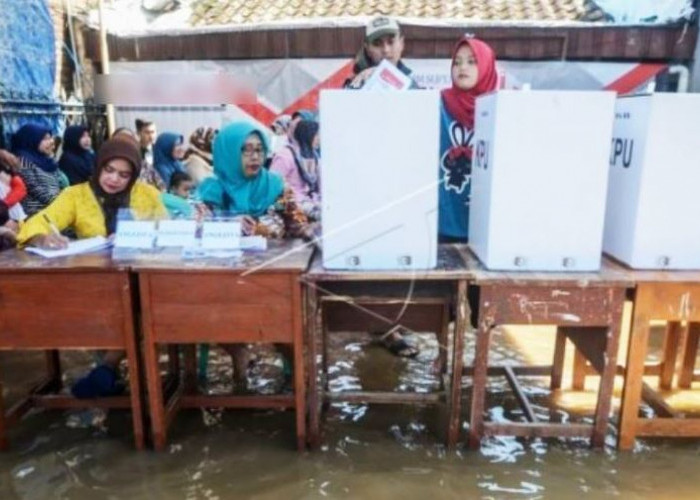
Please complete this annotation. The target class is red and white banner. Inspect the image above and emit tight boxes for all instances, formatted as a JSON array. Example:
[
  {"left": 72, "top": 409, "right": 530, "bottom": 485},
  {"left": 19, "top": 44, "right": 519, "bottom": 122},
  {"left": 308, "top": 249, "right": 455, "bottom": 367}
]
[{"left": 111, "top": 59, "right": 670, "bottom": 137}]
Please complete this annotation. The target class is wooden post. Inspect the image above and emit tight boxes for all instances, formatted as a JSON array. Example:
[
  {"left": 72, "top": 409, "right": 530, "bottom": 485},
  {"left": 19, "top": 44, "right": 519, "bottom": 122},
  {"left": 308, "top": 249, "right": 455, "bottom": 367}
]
[
  {"left": 550, "top": 329, "right": 567, "bottom": 390},
  {"left": 678, "top": 322, "right": 700, "bottom": 389},
  {"left": 97, "top": 0, "right": 115, "bottom": 135},
  {"left": 618, "top": 294, "right": 651, "bottom": 450},
  {"left": 447, "top": 280, "right": 468, "bottom": 448},
  {"left": 659, "top": 322, "right": 682, "bottom": 390}
]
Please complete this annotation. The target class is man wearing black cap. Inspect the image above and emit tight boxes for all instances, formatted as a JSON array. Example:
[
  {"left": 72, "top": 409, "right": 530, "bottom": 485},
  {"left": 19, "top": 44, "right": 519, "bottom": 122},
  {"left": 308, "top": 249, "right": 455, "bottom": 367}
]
[{"left": 345, "top": 16, "right": 418, "bottom": 90}]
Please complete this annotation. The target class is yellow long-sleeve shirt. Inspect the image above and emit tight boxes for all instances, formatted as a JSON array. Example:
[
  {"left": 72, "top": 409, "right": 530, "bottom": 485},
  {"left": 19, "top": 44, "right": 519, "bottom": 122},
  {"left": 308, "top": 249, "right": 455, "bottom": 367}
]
[{"left": 17, "top": 181, "right": 166, "bottom": 246}]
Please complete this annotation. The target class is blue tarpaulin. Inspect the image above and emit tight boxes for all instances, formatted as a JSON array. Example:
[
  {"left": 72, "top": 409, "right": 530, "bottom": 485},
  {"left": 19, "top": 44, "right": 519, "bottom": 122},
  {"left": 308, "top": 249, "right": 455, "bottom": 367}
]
[{"left": 0, "top": 0, "right": 60, "bottom": 148}]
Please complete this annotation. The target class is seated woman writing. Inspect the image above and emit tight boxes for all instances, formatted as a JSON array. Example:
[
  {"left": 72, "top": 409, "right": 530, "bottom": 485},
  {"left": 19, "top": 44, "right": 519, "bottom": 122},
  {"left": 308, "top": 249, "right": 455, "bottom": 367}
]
[
  {"left": 17, "top": 137, "right": 166, "bottom": 398},
  {"left": 198, "top": 121, "right": 312, "bottom": 386}
]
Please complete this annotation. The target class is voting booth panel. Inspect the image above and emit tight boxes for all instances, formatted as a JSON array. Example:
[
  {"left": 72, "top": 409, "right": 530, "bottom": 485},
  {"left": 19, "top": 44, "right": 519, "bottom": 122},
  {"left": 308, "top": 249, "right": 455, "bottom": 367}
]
[
  {"left": 320, "top": 90, "right": 440, "bottom": 270},
  {"left": 604, "top": 94, "right": 700, "bottom": 270},
  {"left": 469, "top": 90, "right": 616, "bottom": 271}
]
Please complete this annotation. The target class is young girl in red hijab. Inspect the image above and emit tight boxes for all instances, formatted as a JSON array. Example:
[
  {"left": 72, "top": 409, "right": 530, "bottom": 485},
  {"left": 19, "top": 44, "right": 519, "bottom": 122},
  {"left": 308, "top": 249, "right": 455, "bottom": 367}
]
[{"left": 438, "top": 36, "right": 498, "bottom": 243}]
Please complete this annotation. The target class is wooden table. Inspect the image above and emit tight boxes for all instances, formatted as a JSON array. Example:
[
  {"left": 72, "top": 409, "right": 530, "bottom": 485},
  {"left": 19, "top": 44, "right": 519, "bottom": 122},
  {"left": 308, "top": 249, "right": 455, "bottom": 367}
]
[
  {"left": 130, "top": 240, "right": 313, "bottom": 451},
  {"left": 304, "top": 245, "right": 471, "bottom": 448},
  {"left": 457, "top": 247, "right": 632, "bottom": 449},
  {"left": 618, "top": 268, "right": 700, "bottom": 449},
  {"left": 0, "top": 250, "right": 144, "bottom": 449}
]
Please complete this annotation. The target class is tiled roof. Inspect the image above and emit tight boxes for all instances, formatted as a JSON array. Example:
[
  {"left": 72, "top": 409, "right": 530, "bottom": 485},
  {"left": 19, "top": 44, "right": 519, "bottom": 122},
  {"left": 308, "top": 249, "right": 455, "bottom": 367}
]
[{"left": 190, "top": 0, "right": 607, "bottom": 26}]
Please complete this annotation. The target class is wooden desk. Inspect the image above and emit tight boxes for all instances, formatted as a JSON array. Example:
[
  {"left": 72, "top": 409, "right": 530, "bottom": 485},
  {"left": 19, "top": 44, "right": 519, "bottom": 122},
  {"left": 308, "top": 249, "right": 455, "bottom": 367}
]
[
  {"left": 304, "top": 245, "right": 471, "bottom": 448},
  {"left": 618, "top": 268, "right": 700, "bottom": 449},
  {"left": 130, "top": 240, "right": 313, "bottom": 451},
  {"left": 0, "top": 251, "right": 143, "bottom": 449},
  {"left": 457, "top": 247, "right": 632, "bottom": 449}
]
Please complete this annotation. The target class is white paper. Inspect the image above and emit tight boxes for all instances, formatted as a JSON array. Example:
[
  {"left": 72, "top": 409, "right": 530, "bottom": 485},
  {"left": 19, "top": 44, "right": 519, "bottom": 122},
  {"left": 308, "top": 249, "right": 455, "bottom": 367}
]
[
  {"left": 25, "top": 236, "right": 112, "bottom": 258},
  {"left": 114, "top": 220, "right": 157, "bottom": 249},
  {"left": 239, "top": 236, "right": 267, "bottom": 251},
  {"left": 201, "top": 221, "right": 241, "bottom": 249},
  {"left": 181, "top": 248, "right": 243, "bottom": 260},
  {"left": 363, "top": 60, "right": 412, "bottom": 91},
  {"left": 156, "top": 220, "right": 197, "bottom": 248}
]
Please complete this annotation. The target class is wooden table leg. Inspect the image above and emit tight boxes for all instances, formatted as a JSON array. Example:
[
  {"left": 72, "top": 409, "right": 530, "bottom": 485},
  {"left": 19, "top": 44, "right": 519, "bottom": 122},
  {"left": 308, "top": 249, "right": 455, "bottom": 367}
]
[
  {"left": 659, "top": 322, "right": 682, "bottom": 390},
  {"left": 140, "top": 275, "right": 168, "bottom": 451},
  {"left": 550, "top": 328, "right": 567, "bottom": 390},
  {"left": 437, "top": 303, "right": 450, "bottom": 387},
  {"left": 291, "top": 278, "right": 306, "bottom": 451},
  {"left": 167, "top": 345, "right": 180, "bottom": 378},
  {"left": 448, "top": 280, "right": 468, "bottom": 449},
  {"left": 591, "top": 322, "right": 622, "bottom": 448},
  {"left": 124, "top": 334, "right": 145, "bottom": 450},
  {"left": 572, "top": 347, "right": 587, "bottom": 390},
  {"left": 45, "top": 350, "right": 62, "bottom": 391},
  {"left": 306, "top": 284, "right": 321, "bottom": 449},
  {"left": 468, "top": 288, "right": 491, "bottom": 450},
  {"left": 182, "top": 345, "right": 197, "bottom": 394},
  {"left": 678, "top": 322, "right": 700, "bottom": 389},
  {"left": 120, "top": 273, "right": 145, "bottom": 450},
  {"left": 144, "top": 339, "right": 167, "bottom": 450},
  {"left": 0, "top": 381, "right": 7, "bottom": 451},
  {"left": 618, "top": 304, "right": 651, "bottom": 450}
]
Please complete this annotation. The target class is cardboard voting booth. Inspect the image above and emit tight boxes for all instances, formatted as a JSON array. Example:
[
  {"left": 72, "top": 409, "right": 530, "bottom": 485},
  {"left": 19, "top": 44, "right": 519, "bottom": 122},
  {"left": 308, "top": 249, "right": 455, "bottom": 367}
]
[
  {"left": 469, "top": 90, "right": 616, "bottom": 271},
  {"left": 603, "top": 93, "right": 700, "bottom": 269},
  {"left": 320, "top": 90, "right": 440, "bottom": 270}
]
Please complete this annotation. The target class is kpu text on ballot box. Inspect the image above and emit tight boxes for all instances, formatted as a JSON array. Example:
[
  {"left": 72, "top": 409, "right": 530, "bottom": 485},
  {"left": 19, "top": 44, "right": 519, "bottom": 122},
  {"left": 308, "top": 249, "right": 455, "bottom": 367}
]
[
  {"left": 319, "top": 90, "right": 440, "bottom": 270},
  {"left": 469, "top": 90, "right": 616, "bottom": 271},
  {"left": 603, "top": 93, "right": 700, "bottom": 270}
]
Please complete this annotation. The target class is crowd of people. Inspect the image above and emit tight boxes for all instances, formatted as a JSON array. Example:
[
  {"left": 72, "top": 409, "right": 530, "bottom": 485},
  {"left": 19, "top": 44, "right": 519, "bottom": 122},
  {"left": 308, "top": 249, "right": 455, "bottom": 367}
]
[{"left": 0, "top": 15, "right": 497, "bottom": 396}]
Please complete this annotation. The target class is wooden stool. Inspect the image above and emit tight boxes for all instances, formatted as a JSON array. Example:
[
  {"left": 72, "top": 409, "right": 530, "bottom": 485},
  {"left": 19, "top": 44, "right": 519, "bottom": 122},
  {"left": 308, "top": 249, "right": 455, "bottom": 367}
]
[
  {"left": 618, "top": 281, "right": 700, "bottom": 449},
  {"left": 0, "top": 252, "right": 144, "bottom": 449}
]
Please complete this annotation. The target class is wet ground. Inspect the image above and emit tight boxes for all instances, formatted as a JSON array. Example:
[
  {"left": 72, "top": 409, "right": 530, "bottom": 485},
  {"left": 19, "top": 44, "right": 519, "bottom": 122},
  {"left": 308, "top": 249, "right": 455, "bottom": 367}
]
[{"left": 2, "top": 316, "right": 700, "bottom": 499}]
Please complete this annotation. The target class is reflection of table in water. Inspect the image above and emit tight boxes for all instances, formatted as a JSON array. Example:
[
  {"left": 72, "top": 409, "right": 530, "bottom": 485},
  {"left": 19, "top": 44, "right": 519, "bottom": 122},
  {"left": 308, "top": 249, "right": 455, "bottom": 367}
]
[
  {"left": 457, "top": 247, "right": 632, "bottom": 449},
  {"left": 0, "top": 250, "right": 144, "bottom": 449},
  {"left": 128, "top": 240, "right": 314, "bottom": 451},
  {"left": 303, "top": 245, "right": 471, "bottom": 449},
  {"left": 617, "top": 268, "right": 700, "bottom": 450}
]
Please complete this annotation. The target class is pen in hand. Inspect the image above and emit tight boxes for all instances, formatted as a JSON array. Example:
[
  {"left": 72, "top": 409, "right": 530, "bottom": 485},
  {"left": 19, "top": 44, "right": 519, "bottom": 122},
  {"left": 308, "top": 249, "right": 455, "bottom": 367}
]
[
  {"left": 40, "top": 214, "right": 69, "bottom": 250},
  {"left": 42, "top": 213, "right": 61, "bottom": 236}
]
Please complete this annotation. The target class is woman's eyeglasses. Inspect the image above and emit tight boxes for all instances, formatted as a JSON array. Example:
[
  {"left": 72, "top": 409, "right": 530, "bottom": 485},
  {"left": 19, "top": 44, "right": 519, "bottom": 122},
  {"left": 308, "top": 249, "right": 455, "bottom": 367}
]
[{"left": 241, "top": 145, "right": 265, "bottom": 157}]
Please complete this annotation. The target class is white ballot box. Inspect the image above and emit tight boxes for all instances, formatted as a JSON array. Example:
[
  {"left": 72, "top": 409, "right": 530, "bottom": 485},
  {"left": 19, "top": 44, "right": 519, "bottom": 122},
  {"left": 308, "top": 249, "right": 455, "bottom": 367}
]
[
  {"left": 469, "top": 90, "right": 616, "bottom": 271},
  {"left": 603, "top": 93, "right": 700, "bottom": 269},
  {"left": 320, "top": 90, "right": 440, "bottom": 270}
]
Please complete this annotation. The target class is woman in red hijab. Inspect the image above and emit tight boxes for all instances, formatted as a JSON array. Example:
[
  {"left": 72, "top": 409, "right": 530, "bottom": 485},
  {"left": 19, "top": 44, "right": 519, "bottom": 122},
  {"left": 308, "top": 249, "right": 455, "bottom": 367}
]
[{"left": 438, "top": 36, "right": 498, "bottom": 243}]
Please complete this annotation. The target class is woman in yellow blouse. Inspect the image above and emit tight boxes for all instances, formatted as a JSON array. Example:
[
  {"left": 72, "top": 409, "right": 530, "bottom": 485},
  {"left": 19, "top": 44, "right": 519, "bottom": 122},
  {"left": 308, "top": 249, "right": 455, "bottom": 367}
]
[
  {"left": 18, "top": 136, "right": 166, "bottom": 248},
  {"left": 17, "top": 137, "right": 165, "bottom": 399}
]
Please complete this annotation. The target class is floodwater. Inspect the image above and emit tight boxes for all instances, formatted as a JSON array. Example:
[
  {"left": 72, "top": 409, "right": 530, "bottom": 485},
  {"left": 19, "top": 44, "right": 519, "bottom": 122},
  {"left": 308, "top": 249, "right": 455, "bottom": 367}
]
[{"left": 2, "top": 316, "right": 700, "bottom": 499}]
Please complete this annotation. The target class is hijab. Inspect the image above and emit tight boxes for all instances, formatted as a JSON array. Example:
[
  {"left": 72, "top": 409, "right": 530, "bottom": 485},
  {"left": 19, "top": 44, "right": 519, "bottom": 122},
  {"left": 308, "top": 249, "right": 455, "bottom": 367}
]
[
  {"left": 290, "top": 120, "right": 320, "bottom": 194},
  {"left": 11, "top": 123, "right": 58, "bottom": 173},
  {"left": 441, "top": 36, "right": 498, "bottom": 129},
  {"left": 198, "top": 122, "right": 284, "bottom": 217},
  {"left": 59, "top": 125, "right": 95, "bottom": 185},
  {"left": 89, "top": 137, "right": 142, "bottom": 235},
  {"left": 153, "top": 132, "right": 185, "bottom": 187}
]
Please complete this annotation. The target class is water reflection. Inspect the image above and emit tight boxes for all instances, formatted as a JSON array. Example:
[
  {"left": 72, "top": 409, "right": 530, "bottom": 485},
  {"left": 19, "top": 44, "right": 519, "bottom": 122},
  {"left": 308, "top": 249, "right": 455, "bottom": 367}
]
[{"left": 1, "top": 323, "right": 700, "bottom": 498}]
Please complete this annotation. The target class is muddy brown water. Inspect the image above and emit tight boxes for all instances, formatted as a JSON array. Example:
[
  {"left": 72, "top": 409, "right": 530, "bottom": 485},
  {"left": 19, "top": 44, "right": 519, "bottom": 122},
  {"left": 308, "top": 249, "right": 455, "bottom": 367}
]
[{"left": 1, "top": 326, "right": 699, "bottom": 499}]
